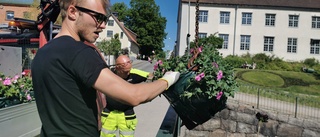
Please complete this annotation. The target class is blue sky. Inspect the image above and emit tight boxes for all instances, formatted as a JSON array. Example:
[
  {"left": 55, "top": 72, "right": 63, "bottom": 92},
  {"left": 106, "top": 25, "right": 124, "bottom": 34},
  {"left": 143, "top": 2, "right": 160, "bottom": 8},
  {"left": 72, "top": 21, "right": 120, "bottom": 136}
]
[{"left": 110, "top": 0, "right": 179, "bottom": 51}]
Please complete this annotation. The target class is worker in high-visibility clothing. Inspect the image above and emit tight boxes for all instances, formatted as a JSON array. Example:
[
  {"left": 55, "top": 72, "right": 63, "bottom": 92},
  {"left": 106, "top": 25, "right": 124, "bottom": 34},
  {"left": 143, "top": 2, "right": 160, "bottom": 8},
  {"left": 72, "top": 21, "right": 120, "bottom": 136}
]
[{"left": 101, "top": 55, "right": 153, "bottom": 137}]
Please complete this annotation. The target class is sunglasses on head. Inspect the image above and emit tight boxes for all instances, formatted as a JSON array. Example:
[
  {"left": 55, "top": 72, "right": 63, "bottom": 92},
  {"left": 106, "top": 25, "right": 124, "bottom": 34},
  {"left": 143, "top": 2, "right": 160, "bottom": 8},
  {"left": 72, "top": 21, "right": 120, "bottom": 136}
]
[{"left": 75, "top": 6, "right": 111, "bottom": 26}]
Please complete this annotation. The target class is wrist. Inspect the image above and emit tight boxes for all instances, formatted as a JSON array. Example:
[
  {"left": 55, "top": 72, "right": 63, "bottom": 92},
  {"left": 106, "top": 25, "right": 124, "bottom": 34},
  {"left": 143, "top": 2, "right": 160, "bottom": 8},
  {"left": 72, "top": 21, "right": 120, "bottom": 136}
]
[{"left": 159, "top": 78, "right": 169, "bottom": 90}]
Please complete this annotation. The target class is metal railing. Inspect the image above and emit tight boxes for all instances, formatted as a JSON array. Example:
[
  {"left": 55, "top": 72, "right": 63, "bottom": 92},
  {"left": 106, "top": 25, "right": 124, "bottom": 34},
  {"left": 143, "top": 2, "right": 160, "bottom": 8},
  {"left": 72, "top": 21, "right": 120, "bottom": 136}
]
[
  {"left": 156, "top": 106, "right": 180, "bottom": 137},
  {"left": 229, "top": 85, "right": 320, "bottom": 121}
]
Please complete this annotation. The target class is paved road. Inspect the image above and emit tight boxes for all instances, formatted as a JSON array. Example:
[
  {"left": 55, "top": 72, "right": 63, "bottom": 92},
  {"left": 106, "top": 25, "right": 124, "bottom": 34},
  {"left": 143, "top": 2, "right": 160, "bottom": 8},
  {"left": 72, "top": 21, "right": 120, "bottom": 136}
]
[{"left": 132, "top": 60, "right": 170, "bottom": 137}]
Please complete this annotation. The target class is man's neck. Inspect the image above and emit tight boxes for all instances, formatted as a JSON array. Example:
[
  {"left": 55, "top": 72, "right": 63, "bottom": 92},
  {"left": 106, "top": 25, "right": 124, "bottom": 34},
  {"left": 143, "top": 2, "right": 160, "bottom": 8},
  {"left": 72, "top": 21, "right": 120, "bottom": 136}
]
[{"left": 116, "top": 71, "right": 130, "bottom": 79}]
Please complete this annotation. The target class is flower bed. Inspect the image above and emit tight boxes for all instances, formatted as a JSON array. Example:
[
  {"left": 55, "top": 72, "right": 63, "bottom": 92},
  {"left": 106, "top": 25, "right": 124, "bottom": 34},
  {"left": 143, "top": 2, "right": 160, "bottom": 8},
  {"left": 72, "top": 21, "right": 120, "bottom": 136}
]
[{"left": 0, "top": 70, "right": 34, "bottom": 108}]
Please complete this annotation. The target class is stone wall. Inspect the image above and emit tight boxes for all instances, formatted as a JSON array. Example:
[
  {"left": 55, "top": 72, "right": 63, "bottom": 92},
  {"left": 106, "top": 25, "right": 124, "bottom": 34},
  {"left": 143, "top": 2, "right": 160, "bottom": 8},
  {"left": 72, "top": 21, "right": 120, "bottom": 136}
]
[{"left": 179, "top": 102, "right": 320, "bottom": 137}]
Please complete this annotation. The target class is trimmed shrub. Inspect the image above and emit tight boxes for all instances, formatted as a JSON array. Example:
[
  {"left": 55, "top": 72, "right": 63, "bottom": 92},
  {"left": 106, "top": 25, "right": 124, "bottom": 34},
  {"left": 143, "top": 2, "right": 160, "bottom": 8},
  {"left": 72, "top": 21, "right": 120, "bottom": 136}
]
[{"left": 304, "top": 58, "right": 319, "bottom": 67}]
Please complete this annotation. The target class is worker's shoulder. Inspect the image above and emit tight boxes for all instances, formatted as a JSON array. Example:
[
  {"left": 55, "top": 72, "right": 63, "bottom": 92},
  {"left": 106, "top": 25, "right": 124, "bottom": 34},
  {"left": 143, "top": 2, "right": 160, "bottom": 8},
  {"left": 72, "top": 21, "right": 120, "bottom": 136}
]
[{"left": 130, "top": 68, "right": 149, "bottom": 77}]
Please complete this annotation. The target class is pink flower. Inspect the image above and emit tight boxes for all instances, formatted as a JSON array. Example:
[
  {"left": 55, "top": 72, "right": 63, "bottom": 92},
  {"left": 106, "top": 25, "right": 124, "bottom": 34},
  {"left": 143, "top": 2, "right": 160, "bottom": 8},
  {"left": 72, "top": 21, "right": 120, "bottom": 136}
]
[
  {"left": 198, "top": 46, "right": 203, "bottom": 53},
  {"left": 190, "top": 48, "right": 194, "bottom": 54},
  {"left": 217, "top": 70, "right": 223, "bottom": 80},
  {"left": 0, "top": 78, "right": 2, "bottom": 81},
  {"left": 3, "top": 78, "right": 12, "bottom": 85},
  {"left": 195, "top": 72, "right": 205, "bottom": 81},
  {"left": 153, "top": 64, "right": 158, "bottom": 71},
  {"left": 153, "top": 60, "right": 163, "bottom": 71},
  {"left": 216, "top": 91, "right": 223, "bottom": 100},
  {"left": 212, "top": 62, "right": 219, "bottom": 68},
  {"left": 26, "top": 94, "right": 32, "bottom": 101},
  {"left": 22, "top": 72, "right": 26, "bottom": 75},
  {"left": 14, "top": 75, "right": 19, "bottom": 79}
]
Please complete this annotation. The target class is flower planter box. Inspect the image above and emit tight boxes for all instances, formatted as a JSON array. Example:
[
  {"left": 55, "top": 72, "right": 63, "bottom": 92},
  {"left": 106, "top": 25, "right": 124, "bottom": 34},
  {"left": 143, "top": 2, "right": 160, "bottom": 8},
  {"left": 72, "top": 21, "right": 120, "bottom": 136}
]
[
  {"left": 162, "top": 72, "right": 227, "bottom": 130},
  {"left": 0, "top": 102, "right": 41, "bottom": 137}
]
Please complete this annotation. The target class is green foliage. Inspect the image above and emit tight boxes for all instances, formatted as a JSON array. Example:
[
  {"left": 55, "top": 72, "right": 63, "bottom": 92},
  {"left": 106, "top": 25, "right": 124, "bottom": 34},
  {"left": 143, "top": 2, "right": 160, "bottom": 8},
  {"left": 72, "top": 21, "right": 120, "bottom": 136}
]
[
  {"left": 111, "top": 2, "right": 129, "bottom": 22},
  {"left": 225, "top": 52, "right": 320, "bottom": 73},
  {"left": 155, "top": 50, "right": 166, "bottom": 60},
  {"left": 304, "top": 58, "right": 319, "bottom": 67},
  {"left": 122, "top": 0, "right": 167, "bottom": 56},
  {"left": 0, "top": 71, "right": 34, "bottom": 103},
  {"left": 241, "top": 71, "right": 284, "bottom": 87},
  {"left": 252, "top": 53, "right": 269, "bottom": 63},
  {"left": 153, "top": 36, "right": 238, "bottom": 100},
  {"left": 120, "top": 47, "right": 129, "bottom": 55},
  {"left": 96, "top": 34, "right": 121, "bottom": 57},
  {"left": 189, "top": 34, "right": 223, "bottom": 49},
  {"left": 224, "top": 55, "right": 246, "bottom": 68}
]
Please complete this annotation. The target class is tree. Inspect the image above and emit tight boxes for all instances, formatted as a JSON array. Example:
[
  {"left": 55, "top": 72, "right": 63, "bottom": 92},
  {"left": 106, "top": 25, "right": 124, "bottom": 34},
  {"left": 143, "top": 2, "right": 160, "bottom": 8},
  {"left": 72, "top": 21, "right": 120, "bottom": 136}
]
[
  {"left": 109, "top": 33, "right": 122, "bottom": 57},
  {"left": 111, "top": 2, "right": 129, "bottom": 22},
  {"left": 125, "top": 0, "right": 167, "bottom": 57},
  {"left": 96, "top": 34, "right": 121, "bottom": 64}
]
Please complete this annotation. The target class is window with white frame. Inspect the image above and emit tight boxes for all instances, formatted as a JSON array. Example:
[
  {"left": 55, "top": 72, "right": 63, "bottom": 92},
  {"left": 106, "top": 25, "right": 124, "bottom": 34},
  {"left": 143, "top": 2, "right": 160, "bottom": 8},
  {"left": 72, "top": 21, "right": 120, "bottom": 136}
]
[
  {"left": 199, "top": 10, "right": 208, "bottom": 22},
  {"left": 108, "top": 20, "right": 114, "bottom": 26},
  {"left": 6, "top": 11, "right": 14, "bottom": 20},
  {"left": 310, "top": 39, "right": 320, "bottom": 54},
  {"left": 198, "top": 33, "right": 207, "bottom": 39},
  {"left": 264, "top": 37, "right": 274, "bottom": 51},
  {"left": 242, "top": 13, "right": 252, "bottom": 25},
  {"left": 289, "top": 15, "right": 299, "bottom": 27},
  {"left": 265, "top": 14, "right": 275, "bottom": 26},
  {"left": 220, "top": 12, "right": 230, "bottom": 24},
  {"left": 107, "top": 30, "right": 113, "bottom": 37},
  {"left": 287, "top": 38, "right": 297, "bottom": 53},
  {"left": 240, "top": 35, "right": 250, "bottom": 50},
  {"left": 219, "top": 34, "right": 229, "bottom": 49},
  {"left": 312, "top": 16, "right": 320, "bottom": 28}
]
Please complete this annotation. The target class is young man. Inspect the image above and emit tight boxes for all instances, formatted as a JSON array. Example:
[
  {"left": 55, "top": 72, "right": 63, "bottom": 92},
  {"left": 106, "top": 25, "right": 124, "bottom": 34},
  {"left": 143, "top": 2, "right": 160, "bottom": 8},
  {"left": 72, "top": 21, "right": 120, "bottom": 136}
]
[
  {"left": 31, "top": 0, "right": 180, "bottom": 136},
  {"left": 101, "top": 55, "right": 153, "bottom": 137}
]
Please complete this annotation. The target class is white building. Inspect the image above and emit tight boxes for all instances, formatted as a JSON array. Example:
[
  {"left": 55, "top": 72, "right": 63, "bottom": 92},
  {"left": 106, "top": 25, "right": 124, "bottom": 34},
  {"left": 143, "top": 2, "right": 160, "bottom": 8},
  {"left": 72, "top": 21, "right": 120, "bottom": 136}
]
[
  {"left": 96, "top": 14, "right": 139, "bottom": 60},
  {"left": 176, "top": 0, "right": 320, "bottom": 62}
]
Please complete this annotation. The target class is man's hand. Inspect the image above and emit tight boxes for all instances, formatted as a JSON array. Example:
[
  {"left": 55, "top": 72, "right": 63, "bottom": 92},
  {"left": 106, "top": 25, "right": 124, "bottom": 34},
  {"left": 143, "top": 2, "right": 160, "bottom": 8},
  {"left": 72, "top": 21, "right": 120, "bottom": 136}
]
[{"left": 159, "top": 72, "right": 180, "bottom": 89}]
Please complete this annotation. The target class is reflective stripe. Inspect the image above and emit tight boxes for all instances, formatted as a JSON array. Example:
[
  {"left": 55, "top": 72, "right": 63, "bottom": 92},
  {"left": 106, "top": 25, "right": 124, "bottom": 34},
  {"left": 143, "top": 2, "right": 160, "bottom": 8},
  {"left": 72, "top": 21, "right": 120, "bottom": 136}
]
[
  {"left": 101, "top": 127, "right": 117, "bottom": 135},
  {"left": 101, "top": 111, "right": 109, "bottom": 117},
  {"left": 119, "top": 130, "right": 135, "bottom": 136},
  {"left": 125, "top": 114, "right": 136, "bottom": 120},
  {"left": 130, "top": 68, "right": 149, "bottom": 78}
]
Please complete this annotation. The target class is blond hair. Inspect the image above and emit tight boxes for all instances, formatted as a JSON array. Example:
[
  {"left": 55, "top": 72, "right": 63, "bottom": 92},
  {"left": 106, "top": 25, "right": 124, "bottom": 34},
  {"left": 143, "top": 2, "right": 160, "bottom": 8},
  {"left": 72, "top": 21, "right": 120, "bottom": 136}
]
[{"left": 59, "top": 0, "right": 110, "bottom": 21}]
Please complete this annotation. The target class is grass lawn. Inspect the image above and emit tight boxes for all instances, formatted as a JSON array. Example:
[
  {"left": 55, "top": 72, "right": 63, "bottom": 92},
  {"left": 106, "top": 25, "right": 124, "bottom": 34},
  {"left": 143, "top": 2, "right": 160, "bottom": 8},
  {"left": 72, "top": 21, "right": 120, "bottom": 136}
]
[{"left": 235, "top": 69, "right": 320, "bottom": 108}]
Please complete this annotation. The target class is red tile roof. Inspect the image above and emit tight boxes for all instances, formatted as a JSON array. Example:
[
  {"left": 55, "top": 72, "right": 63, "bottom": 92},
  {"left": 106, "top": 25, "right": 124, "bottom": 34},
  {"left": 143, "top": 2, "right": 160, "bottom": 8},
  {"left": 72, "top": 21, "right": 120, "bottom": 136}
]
[{"left": 111, "top": 14, "right": 139, "bottom": 46}]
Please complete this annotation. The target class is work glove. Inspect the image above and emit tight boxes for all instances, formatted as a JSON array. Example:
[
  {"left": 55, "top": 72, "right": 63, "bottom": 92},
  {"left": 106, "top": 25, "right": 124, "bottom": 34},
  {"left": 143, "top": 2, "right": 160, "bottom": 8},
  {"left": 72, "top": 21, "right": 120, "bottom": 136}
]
[{"left": 159, "top": 71, "right": 180, "bottom": 89}]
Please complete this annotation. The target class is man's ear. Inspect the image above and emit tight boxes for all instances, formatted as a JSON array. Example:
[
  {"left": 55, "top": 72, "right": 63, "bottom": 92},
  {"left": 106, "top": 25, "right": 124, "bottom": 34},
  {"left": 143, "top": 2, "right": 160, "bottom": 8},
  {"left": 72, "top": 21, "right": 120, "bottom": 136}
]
[{"left": 68, "top": 6, "right": 78, "bottom": 21}]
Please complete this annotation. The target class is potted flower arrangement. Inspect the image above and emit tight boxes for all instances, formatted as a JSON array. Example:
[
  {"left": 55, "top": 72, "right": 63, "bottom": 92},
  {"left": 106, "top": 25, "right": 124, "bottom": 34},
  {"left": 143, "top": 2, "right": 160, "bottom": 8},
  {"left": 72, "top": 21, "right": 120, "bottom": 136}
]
[
  {"left": 0, "top": 70, "right": 34, "bottom": 108},
  {"left": 153, "top": 35, "right": 238, "bottom": 129}
]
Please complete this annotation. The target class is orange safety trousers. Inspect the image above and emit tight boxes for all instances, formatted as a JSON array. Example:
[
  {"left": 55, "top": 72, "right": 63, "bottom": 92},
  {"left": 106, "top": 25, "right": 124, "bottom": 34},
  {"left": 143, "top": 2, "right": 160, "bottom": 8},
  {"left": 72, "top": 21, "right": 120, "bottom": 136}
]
[{"left": 101, "top": 110, "right": 137, "bottom": 137}]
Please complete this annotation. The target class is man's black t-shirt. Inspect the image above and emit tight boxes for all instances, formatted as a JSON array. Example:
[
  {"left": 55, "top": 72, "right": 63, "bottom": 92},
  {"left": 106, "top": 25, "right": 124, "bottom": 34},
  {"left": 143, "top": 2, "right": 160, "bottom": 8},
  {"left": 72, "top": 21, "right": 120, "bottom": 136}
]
[{"left": 31, "top": 36, "right": 108, "bottom": 137}]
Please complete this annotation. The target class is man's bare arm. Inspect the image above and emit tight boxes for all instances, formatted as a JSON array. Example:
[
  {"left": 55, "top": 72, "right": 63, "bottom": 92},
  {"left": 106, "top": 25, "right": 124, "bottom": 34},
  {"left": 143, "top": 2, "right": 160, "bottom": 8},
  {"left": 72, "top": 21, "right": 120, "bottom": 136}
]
[{"left": 93, "top": 68, "right": 169, "bottom": 106}]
